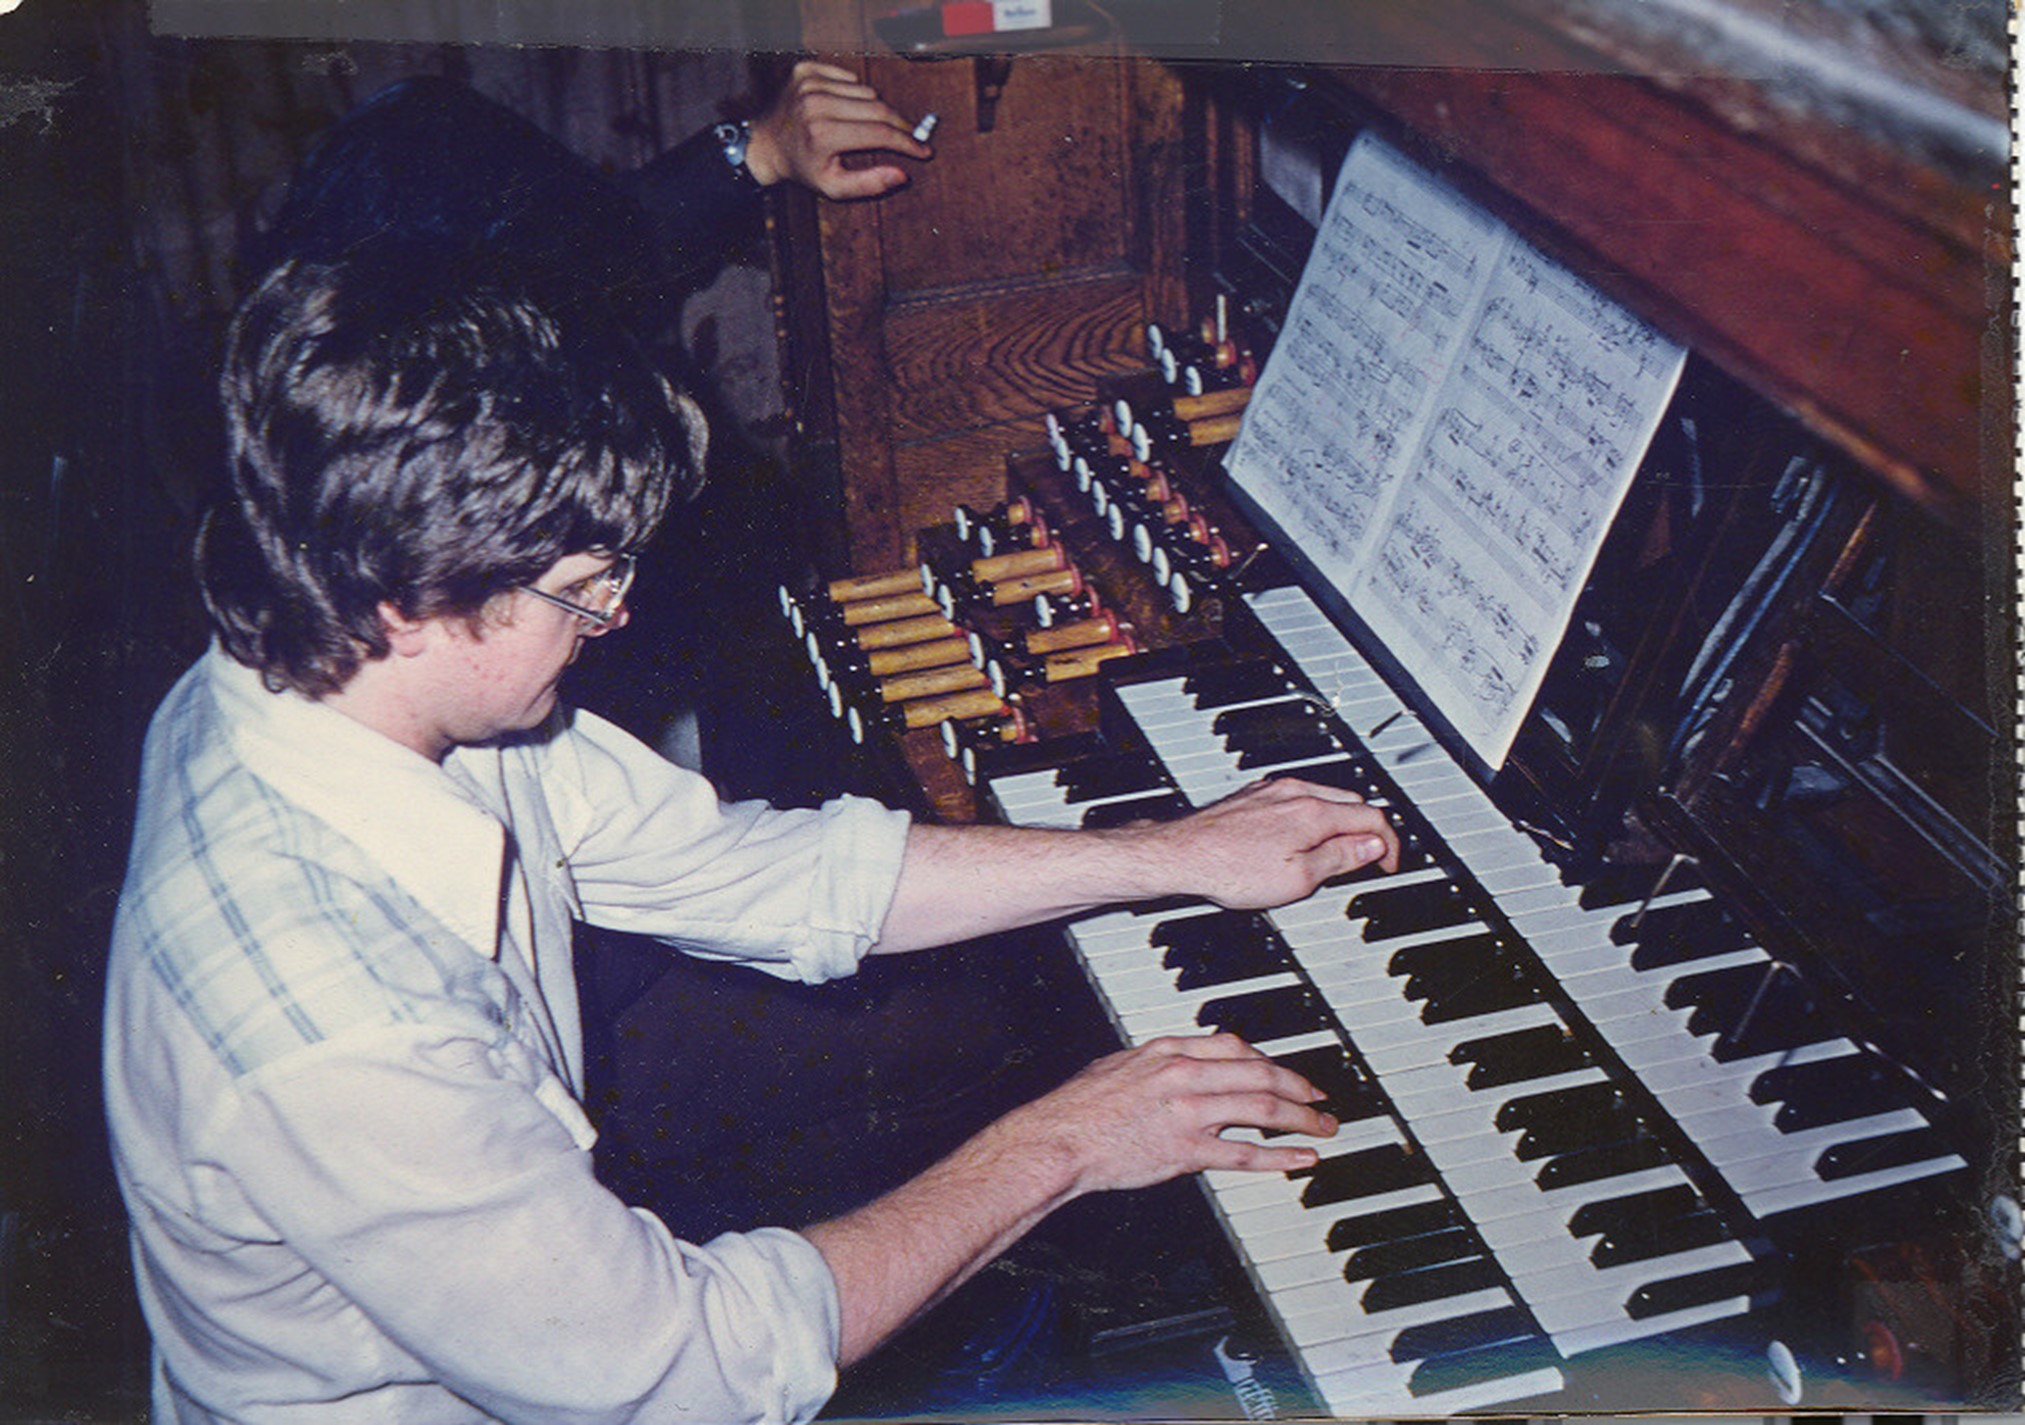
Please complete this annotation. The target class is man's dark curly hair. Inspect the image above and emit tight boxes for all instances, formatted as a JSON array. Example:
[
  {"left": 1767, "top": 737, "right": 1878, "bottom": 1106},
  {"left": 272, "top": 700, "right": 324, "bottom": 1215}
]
[{"left": 197, "top": 244, "right": 704, "bottom": 696}]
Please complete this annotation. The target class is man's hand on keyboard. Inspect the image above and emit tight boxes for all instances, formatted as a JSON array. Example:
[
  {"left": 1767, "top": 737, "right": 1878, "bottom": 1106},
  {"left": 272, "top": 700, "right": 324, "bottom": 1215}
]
[
  {"left": 1140, "top": 776, "right": 1399, "bottom": 910},
  {"left": 997, "top": 1032, "right": 1336, "bottom": 1194}
]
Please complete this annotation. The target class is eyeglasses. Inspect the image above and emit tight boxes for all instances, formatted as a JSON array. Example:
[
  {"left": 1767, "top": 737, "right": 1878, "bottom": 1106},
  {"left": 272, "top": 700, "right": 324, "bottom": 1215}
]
[{"left": 522, "top": 553, "right": 635, "bottom": 634}]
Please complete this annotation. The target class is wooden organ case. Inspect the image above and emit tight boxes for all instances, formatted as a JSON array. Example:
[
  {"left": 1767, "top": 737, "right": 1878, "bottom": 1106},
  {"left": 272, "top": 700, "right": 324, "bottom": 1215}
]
[{"left": 769, "top": 1, "right": 2017, "bottom": 1414}]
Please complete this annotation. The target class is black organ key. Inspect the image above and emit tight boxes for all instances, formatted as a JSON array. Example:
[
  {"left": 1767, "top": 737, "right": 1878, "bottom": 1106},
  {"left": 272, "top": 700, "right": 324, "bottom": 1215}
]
[
  {"left": 1590, "top": 1206, "right": 1730, "bottom": 1267},
  {"left": 1057, "top": 751, "right": 1169, "bottom": 803},
  {"left": 1534, "top": 1132, "right": 1671, "bottom": 1189},
  {"left": 1662, "top": 963, "right": 1834, "bottom": 1060},
  {"left": 1211, "top": 705, "right": 1344, "bottom": 768},
  {"left": 1153, "top": 911, "right": 1294, "bottom": 990},
  {"left": 1816, "top": 1125, "right": 1953, "bottom": 1181},
  {"left": 1494, "top": 1079, "right": 1628, "bottom": 1138},
  {"left": 1575, "top": 859, "right": 1704, "bottom": 911},
  {"left": 1510, "top": 1096, "right": 1644, "bottom": 1161},
  {"left": 1241, "top": 733, "right": 1347, "bottom": 770},
  {"left": 1385, "top": 931, "right": 1507, "bottom": 983},
  {"left": 1342, "top": 1225, "right": 1484, "bottom": 1281},
  {"left": 1324, "top": 1196, "right": 1466, "bottom": 1252},
  {"left": 1389, "top": 1305, "right": 1537, "bottom": 1363},
  {"left": 1566, "top": 1184, "right": 1704, "bottom": 1241},
  {"left": 1614, "top": 898, "right": 1753, "bottom": 969},
  {"left": 1078, "top": 791, "right": 1190, "bottom": 828},
  {"left": 1449, "top": 1024, "right": 1594, "bottom": 1089},
  {"left": 1272, "top": 1044, "right": 1386, "bottom": 1122},
  {"left": 1347, "top": 879, "right": 1479, "bottom": 941},
  {"left": 1361, "top": 1253, "right": 1505, "bottom": 1312},
  {"left": 1196, "top": 983, "right": 1328, "bottom": 1044},
  {"left": 1210, "top": 700, "right": 1329, "bottom": 741},
  {"left": 1748, "top": 1055, "right": 1915, "bottom": 1132},
  {"left": 1713, "top": 982, "right": 1835, "bottom": 1061},
  {"left": 1295, "top": 1143, "right": 1438, "bottom": 1208},
  {"left": 1392, "top": 943, "right": 1548, "bottom": 1025},
  {"left": 1182, "top": 660, "right": 1297, "bottom": 708},
  {"left": 1625, "top": 1260, "right": 1770, "bottom": 1320}
]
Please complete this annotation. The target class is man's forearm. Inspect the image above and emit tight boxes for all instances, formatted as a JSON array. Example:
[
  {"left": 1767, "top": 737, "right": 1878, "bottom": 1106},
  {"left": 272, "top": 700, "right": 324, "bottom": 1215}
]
[
  {"left": 804, "top": 1033, "right": 1339, "bottom": 1366},
  {"left": 871, "top": 778, "right": 1399, "bottom": 954},
  {"left": 872, "top": 821, "right": 1168, "bottom": 952},
  {"left": 801, "top": 1109, "right": 1075, "bottom": 1365}
]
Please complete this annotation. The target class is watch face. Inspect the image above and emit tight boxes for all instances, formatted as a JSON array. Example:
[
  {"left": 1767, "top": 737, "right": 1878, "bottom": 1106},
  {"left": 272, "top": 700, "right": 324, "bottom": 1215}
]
[{"left": 713, "top": 120, "right": 750, "bottom": 173}]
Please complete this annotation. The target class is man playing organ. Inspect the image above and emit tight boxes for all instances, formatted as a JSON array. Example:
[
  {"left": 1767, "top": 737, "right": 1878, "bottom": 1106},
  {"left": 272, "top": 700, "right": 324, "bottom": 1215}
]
[{"left": 101, "top": 67, "right": 1401, "bottom": 1421}]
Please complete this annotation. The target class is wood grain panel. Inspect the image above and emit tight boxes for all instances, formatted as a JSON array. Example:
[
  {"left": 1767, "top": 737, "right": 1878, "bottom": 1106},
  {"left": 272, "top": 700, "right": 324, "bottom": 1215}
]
[
  {"left": 882, "top": 273, "right": 1149, "bottom": 441},
  {"left": 806, "top": 137, "right": 903, "bottom": 565},
  {"left": 1122, "top": 57, "right": 1189, "bottom": 322},
  {"left": 863, "top": 52, "right": 1139, "bottom": 296}
]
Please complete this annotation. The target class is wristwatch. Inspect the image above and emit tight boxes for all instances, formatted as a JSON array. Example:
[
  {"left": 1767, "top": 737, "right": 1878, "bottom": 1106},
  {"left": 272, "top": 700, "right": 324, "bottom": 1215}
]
[{"left": 712, "top": 120, "right": 757, "bottom": 186}]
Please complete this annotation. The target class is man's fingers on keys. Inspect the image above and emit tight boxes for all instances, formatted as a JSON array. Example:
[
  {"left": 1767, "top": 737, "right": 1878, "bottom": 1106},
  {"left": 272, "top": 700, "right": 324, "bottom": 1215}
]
[
  {"left": 1156, "top": 1036, "right": 1335, "bottom": 1124},
  {"left": 1202, "top": 1132, "right": 1326, "bottom": 1174},
  {"left": 1302, "top": 826, "right": 1397, "bottom": 881}
]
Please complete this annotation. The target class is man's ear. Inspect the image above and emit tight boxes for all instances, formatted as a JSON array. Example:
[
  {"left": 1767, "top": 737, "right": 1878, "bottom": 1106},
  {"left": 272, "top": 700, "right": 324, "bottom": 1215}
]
[{"left": 378, "top": 601, "right": 434, "bottom": 657}]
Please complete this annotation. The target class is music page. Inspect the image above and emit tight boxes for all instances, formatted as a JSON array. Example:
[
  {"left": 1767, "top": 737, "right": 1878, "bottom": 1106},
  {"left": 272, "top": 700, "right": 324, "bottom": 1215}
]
[{"left": 1225, "top": 135, "right": 1685, "bottom": 769}]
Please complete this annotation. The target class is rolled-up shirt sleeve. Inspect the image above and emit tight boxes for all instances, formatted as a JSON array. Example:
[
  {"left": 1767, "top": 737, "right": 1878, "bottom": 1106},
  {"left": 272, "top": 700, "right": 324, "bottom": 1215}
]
[
  {"left": 209, "top": 1024, "right": 842, "bottom": 1425},
  {"left": 538, "top": 710, "right": 911, "bottom": 983}
]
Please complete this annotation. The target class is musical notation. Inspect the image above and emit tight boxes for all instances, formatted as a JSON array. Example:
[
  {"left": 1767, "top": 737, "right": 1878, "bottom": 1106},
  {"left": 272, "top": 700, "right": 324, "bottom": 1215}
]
[{"left": 1226, "top": 135, "right": 1684, "bottom": 768}]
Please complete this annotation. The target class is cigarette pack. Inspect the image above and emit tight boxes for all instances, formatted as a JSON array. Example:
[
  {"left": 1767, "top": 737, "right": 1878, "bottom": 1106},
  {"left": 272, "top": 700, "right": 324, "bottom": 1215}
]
[{"left": 940, "top": 0, "right": 1052, "bottom": 36}]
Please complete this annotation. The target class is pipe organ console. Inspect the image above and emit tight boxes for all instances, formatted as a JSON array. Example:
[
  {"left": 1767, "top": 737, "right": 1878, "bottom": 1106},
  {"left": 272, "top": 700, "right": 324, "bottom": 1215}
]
[{"left": 769, "top": 3, "right": 2015, "bottom": 1414}]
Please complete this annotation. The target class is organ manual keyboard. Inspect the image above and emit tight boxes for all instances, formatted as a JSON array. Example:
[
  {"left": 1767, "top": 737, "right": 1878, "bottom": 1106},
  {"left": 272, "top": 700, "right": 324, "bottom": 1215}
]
[
  {"left": 790, "top": 326, "right": 2016, "bottom": 1415},
  {"left": 767, "top": 8, "right": 2015, "bottom": 1415},
  {"left": 987, "top": 581, "right": 1982, "bottom": 1414}
]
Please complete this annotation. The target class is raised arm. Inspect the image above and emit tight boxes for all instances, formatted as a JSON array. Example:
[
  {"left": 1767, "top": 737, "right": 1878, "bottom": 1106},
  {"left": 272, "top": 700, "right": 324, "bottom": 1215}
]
[
  {"left": 872, "top": 775, "right": 1401, "bottom": 954},
  {"left": 744, "top": 60, "right": 933, "bottom": 200}
]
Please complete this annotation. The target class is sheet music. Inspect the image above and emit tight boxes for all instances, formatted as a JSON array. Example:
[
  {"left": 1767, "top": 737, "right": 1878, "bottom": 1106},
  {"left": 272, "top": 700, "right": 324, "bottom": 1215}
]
[{"left": 1225, "top": 135, "right": 1685, "bottom": 768}]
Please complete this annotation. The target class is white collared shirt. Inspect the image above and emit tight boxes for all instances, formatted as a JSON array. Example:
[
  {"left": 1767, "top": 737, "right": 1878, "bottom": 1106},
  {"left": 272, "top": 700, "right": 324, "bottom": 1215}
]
[{"left": 105, "top": 647, "right": 911, "bottom": 1423}]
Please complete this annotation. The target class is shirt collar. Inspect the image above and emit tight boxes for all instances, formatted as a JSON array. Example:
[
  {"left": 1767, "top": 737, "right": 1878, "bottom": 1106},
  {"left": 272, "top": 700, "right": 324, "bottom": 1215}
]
[{"left": 205, "top": 646, "right": 508, "bottom": 958}]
